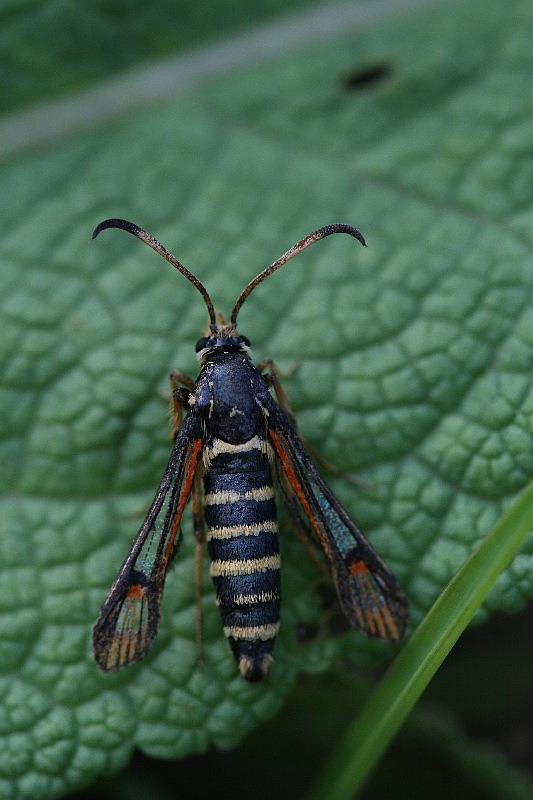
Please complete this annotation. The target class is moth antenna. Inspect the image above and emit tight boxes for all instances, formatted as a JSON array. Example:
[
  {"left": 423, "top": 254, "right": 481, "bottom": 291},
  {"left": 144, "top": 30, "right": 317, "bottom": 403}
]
[
  {"left": 230, "top": 224, "right": 366, "bottom": 324},
  {"left": 92, "top": 218, "right": 216, "bottom": 326}
]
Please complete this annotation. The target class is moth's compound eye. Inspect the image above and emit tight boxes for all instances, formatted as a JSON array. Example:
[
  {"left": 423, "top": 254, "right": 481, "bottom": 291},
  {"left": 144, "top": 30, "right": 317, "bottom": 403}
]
[{"left": 195, "top": 337, "right": 210, "bottom": 352}]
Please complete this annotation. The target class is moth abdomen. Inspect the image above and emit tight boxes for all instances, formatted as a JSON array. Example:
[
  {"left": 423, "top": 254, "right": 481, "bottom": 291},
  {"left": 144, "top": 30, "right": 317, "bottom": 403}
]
[{"left": 204, "top": 443, "right": 281, "bottom": 681}]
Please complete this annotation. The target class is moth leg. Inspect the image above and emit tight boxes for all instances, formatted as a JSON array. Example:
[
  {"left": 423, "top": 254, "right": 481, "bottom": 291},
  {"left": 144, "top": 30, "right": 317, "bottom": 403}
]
[
  {"left": 127, "top": 373, "right": 193, "bottom": 522},
  {"left": 169, "top": 370, "right": 195, "bottom": 439},
  {"left": 256, "top": 357, "right": 298, "bottom": 379},
  {"left": 127, "top": 372, "right": 195, "bottom": 521},
  {"left": 262, "top": 361, "right": 372, "bottom": 490},
  {"left": 258, "top": 359, "right": 298, "bottom": 429},
  {"left": 169, "top": 370, "right": 195, "bottom": 390},
  {"left": 300, "top": 440, "right": 374, "bottom": 491},
  {"left": 191, "top": 467, "right": 206, "bottom": 668}
]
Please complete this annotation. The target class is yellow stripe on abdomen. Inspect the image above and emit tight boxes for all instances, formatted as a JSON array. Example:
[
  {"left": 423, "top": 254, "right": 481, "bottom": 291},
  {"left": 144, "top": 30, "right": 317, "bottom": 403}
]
[{"left": 210, "top": 554, "right": 281, "bottom": 577}]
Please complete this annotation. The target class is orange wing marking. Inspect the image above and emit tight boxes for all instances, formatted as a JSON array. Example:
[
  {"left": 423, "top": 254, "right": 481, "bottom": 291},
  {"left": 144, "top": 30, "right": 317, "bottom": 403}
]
[
  {"left": 164, "top": 438, "right": 203, "bottom": 562},
  {"left": 350, "top": 562, "right": 400, "bottom": 640},
  {"left": 106, "top": 584, "right": 149, "bottom": 668},
  {"left": 269, "top": 430, "right": 327, "bottom": 547},
  {"left": 126, "top": 583, "right": 145, "bottom": 598}
]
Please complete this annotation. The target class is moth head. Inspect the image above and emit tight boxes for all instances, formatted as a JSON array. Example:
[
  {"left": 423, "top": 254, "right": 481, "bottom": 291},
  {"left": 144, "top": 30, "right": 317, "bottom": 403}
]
[{"left": 194, "top": 322, "right": 251, "bottom": 362}]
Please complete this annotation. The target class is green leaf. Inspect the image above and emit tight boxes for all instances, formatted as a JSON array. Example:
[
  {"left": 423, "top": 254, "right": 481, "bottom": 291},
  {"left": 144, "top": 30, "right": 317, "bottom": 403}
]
[
  {"left": 0, "top": 0, "right": 532, "bottom": 797},
  {"left": 306, "top": 479, "right": 533, "bottom": 800},
  {"left": 0, "top": 0, "right": 313, "bottom": 114}
]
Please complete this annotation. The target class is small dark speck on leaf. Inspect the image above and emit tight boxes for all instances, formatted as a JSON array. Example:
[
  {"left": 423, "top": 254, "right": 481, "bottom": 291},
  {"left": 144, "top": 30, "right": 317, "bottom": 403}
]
[
  {"left": 295, "top": 622, "right": 321, "bottom": 644},
  {"left": 342, "top": 63, "right": 393, "bottom": 90}
]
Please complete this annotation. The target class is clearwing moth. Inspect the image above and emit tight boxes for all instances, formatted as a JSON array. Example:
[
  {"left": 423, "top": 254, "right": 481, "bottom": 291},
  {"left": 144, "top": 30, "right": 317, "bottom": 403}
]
[{"left": 92, "top": 220, "right": 408, "bottom": 681}]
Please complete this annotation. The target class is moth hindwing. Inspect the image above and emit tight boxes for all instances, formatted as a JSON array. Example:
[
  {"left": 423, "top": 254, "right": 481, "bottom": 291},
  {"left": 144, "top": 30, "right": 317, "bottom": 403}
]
[{"left": 92, "top": 219, "right": 408, "bottom": 682}]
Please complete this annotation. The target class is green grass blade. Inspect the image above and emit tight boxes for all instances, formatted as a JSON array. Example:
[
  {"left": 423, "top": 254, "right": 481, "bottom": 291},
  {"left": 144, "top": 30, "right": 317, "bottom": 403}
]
[{"left": 306, "top": 479, "right": 533, "bottom": 800}]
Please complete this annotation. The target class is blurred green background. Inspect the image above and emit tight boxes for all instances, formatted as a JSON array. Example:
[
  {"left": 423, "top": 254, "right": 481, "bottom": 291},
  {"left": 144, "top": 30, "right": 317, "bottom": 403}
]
[{"left": 72, "top": 609, "right": 533, "bottom": 800}]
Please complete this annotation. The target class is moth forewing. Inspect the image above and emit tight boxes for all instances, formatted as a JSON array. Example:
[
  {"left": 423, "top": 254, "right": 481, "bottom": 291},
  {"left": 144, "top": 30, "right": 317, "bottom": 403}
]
[
  {"left": 93, "top": 414, "right": 203, "bottom": 671},
  {"left": 265, "top": 398, "right": 408, "bottom": 643}
]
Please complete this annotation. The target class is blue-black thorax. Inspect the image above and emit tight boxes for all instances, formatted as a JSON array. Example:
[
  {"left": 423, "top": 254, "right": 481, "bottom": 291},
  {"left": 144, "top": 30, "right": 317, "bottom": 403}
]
[{"left": 191, "top": 335, "right": 271, "bottom": 444}]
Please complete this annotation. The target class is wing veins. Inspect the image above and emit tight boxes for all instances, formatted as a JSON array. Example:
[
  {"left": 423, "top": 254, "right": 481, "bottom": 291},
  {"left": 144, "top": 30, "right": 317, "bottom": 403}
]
[
  {"left": 264, "top": 394, "right": 408, "bottom": 642},
  {"left": 93, "top": 412, "right": 204, "bottom": 670}
]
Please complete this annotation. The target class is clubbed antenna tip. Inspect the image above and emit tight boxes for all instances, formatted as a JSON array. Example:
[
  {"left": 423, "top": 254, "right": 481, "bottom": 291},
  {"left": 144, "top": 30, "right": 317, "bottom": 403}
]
[
  {"left": 92, "top": 218, "right": 216, "bottom": 324},
  {"left": 230, "top": 223, "right": 366, "bottom": 323}
]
